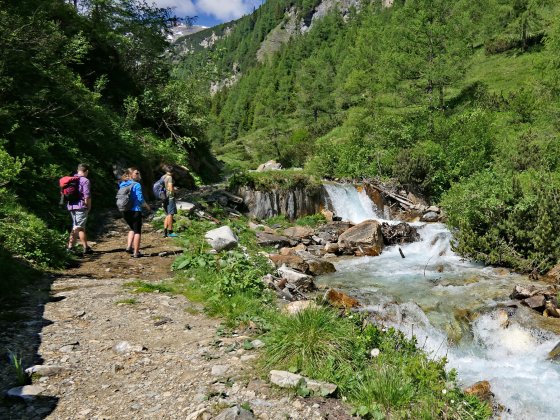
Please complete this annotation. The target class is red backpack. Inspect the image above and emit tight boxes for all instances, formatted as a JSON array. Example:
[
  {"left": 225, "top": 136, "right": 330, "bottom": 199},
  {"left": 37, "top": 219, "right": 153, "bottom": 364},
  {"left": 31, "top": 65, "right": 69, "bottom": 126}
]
[{"left": 59, "top": 176, "right": 81, "bottom": 205}]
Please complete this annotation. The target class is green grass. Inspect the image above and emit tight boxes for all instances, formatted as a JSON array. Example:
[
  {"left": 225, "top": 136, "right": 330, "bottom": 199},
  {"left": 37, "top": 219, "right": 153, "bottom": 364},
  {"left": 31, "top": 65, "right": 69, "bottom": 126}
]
[
  {"left": 262, "top": 307, "right": 359, "bottom": 381},
  {"left": 465, "top": 48, "right": 548, "bottom": 94},
  {"left": 116, "top": 298, "right": 137, "bottom": 305},
  {"left": 7, "top": 350, "right": 29, "bottom": 386},
  {"left": 124, "top": 281, "right": 174, "bottom": 294}
]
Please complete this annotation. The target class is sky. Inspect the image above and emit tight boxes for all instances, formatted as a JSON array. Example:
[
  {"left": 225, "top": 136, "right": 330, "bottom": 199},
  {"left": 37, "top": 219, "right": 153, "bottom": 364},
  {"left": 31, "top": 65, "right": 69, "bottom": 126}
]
[{"left": 152, "top": 0, "right": 265, "bottom": 28}]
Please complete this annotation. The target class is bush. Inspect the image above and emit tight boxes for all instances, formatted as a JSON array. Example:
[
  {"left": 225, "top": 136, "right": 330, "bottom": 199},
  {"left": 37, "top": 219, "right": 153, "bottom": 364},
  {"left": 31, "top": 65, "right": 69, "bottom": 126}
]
[
  {"left": 228, "top": 170, "right": 321, "bottom": 192},
  {"left": 442, "top": 169, "right": 560, "bottom": 272}
]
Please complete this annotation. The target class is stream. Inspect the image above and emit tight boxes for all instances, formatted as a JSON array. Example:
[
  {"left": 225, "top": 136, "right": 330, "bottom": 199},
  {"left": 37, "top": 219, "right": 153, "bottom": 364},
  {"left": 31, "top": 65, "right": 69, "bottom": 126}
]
[{"left": 319, "top": 183, "right": 560, "bottom": 419}]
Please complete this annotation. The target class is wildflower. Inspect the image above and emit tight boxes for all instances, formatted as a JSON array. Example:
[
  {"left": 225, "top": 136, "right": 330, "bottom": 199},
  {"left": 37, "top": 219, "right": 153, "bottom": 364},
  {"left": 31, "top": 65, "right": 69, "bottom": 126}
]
[{"left": 442, "top": 389, "right": 447, "bottom": 395}]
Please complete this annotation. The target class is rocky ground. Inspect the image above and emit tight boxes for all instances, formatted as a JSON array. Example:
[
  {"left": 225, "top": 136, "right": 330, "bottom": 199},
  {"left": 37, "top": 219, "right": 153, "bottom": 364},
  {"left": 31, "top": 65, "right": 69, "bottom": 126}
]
[{"left": 0, "top": 215, "right": 352, "bottom": 419}]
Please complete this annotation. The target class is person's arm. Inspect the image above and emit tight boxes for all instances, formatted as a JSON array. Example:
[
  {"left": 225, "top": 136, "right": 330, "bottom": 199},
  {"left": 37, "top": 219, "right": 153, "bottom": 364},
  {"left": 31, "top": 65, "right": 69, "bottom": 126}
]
[
  {"left": 83, "top": 179, "right": 92, "bottom": 211},
  {"left": 165, "top": 176, "right": 174, "bottom": 194},
  {"left": 135, "top": 183, "right": 151, "bottom": 211}
]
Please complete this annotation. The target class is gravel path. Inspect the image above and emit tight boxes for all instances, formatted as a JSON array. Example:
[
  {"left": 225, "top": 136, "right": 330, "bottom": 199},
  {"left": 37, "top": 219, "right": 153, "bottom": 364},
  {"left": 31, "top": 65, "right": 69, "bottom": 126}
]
[{"left": 0, "top": 215, "right": 352, "bottom": 419}]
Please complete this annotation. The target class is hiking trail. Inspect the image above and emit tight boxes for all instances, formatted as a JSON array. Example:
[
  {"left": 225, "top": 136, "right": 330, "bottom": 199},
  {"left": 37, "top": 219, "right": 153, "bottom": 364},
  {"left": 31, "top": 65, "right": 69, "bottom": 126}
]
[{"left": 0, "top": 213, "right": 350, "bottom": 419}]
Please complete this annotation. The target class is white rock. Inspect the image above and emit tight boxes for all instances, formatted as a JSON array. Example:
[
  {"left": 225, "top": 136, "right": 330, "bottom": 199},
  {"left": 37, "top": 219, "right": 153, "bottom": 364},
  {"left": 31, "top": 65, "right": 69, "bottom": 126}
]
[
  {"left": 305, "top": 379, "right": 337, "bottom": 396},
  {"left": 251, "top": 339, "right": 265, "bottom": 349},
  {"left": 205, "top": 226, "right": 239, "bottom": 252},
  {"left": 113, "top": 341, "right": 144, "bottom": 354},
  {"left": 6, "top": 385, "right": 45, "bottom": 400},
  {"left": 176, "top": 201, "right": 197, "bottom": 212},
  {"left": 211, "top": 365, "right": 230, "bottom": 376},
  {"left": 269, "top": 370, "right": 304, "bottom": 388},
  {"left": 276, "top": 266, "right": 314, "bottom": 290},
  {"left": 25, "top": 365, "right": 68, "bottom": 377}
]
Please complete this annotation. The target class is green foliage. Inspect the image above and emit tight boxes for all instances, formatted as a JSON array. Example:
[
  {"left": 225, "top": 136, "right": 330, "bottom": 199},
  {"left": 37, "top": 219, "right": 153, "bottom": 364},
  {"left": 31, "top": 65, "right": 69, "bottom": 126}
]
[
  {"left": 442, "top": 169, "right": 560, "bottom": 272},
  {"left": 124, "top": 281, "right": 174, "bottom": 294},
  {"left": 228, "top": 170, "right": 321, "bottom": 192},
  {"left": 7, "top": 350, "right": 29, "bottom": 386},
  {"left": 295, "top": 213, "right": 326, "bottom": 227},
  {"left": 0, "top": 0, "right": 215, "bottom": 279},
  {"left": 262, "top": 307, "right": 359, "bottom": 381}
]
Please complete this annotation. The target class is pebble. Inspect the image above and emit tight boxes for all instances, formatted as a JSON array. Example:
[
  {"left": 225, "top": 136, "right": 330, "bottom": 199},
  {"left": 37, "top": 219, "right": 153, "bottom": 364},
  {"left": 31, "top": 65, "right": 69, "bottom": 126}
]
[
  {"left": 251, "top": 339, "right": 265, "bottom": 349},
  {"left": 211, "top": 365, "right": 230, "bottom": 376}
]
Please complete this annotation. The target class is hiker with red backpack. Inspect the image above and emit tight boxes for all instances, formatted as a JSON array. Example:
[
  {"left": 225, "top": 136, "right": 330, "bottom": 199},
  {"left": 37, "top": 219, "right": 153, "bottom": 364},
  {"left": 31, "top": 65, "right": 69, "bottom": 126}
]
[
  {"left": 61, "top": 163, "right": 92, "bottom": 256},
  {"left": 117, "top": 167, "right": 151, "bottom": 258}
]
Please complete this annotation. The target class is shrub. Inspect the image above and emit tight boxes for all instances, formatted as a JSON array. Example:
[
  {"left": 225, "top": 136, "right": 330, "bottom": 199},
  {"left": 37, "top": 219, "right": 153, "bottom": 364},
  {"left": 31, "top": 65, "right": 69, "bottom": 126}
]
[{"left": 442, "top": 169, "right": 560, "bottom": 272}]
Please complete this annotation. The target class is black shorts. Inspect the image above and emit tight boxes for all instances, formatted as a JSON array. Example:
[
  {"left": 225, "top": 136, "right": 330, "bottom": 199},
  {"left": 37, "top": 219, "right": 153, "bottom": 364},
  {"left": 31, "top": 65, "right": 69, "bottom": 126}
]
[{"left": 123, "top": 211, "right": 142, "bottom": 234}]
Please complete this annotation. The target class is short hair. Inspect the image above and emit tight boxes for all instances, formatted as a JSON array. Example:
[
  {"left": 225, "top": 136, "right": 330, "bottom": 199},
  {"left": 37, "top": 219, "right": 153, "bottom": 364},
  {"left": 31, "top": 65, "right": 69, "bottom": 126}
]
[
  {"left": 163, "top": 164, "right": 173, "bottom": 174},
  {"left": 78, "top": 163, "right": 89, "bottom": 172}
]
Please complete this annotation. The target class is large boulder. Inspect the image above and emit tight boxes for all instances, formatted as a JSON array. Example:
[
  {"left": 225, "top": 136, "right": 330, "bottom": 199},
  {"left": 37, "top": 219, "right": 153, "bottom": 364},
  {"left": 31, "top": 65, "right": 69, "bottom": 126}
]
[
  {"left": 464, "top": 380, "right": 493, "bottom": 403},
  {"left": 545, "top": 264, "right": 560, "bottom": 283},
  {"left": 269, "top": 254, "right": 309, "bottom": 273},
  {"left": 323, "top": 288, "right": 360, "bottom": 309},
  {"left": 337, "top": 220, "right": 384, "bottom": 256},
  {"left": 314, "top": 221, "right": 354, "bottom": 243},
  {"left": 283, "top": 225, "right": 314, "bottom": 240},
  {"left": 257, "top": 160, "right": 282, "bottom": 172},
  {"left": 510, "top": 284, "right": 557, "bottom": 301},
  {"left": 205, "top": 226, "right": 239, "bottom": 252},
  {"left": 421, "top": 211, "right": 439, "bottom": 222},
  {"left": 295, "top": 250, "right": 336, "bottom": 275},
  {"left": 277, "top": 266, "right": 315, "bottom": 291},
  {"left": 380, "top": 222, "right": 420, "bottom": 245},
  {"left": 256, "top": 232, "right": 293, "bottom": 248}
]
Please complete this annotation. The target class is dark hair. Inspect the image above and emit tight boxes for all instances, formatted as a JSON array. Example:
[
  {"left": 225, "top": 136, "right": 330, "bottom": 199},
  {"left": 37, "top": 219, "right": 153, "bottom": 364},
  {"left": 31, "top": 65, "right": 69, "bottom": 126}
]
[
  {"left": 163, "top": 164, "right": 173, "bottom": 174},
  {"left": 78, "top": 163, "right": 89, "bottom": 172}
]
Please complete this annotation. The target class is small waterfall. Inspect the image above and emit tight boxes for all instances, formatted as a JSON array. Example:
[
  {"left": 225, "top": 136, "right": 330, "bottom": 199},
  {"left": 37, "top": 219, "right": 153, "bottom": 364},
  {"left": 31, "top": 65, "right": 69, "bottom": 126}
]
[
  {"left": 323, "top": 182, "right": 379, "bottom": 223},
  {"left": 318, "top": 182, "right": 560, "bottom": 418}
]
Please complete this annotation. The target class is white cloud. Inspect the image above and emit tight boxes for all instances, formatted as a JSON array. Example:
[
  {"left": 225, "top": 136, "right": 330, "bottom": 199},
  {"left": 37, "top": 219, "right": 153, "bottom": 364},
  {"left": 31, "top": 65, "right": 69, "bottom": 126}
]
[
  {"left": 151, "top": 0, "right": 260, "bottom": 21},
  {"left": 196, "top": 0, "right": 256, "bottom": 21},
  {"left": 151, "top": 0, "right": 197, "bottom": 17}
]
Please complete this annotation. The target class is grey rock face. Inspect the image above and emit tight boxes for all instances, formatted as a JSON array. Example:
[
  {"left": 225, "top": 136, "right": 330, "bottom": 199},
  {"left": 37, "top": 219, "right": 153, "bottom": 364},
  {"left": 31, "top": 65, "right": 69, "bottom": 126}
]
[{"left": 235, "top": 186, "right": 322, "bottom": 220}]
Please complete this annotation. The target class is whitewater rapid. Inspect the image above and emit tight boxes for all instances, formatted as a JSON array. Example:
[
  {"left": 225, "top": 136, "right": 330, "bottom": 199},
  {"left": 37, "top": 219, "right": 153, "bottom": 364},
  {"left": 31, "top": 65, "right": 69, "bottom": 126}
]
[{"left": 319, "top": 182, "right": 560, "bottom": 419}]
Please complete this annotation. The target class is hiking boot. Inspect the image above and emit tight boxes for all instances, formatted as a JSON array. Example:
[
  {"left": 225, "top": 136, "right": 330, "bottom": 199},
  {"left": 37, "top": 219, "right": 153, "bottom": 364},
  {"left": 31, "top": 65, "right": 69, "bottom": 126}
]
[
  {"left": 125, "top": 247, "right": 133, "bottom": 254},
  {"left": 83, "top": 246, "right": 94, "bottom": 255},
  {"left": 167, "top": 233, "right": 178, "bottom": 238},
  {"left": 131, "top": 252, "right": 143, "bottom": 258},
  {"left": 66, "top": 247, "right": 76, "bottom": 255}
]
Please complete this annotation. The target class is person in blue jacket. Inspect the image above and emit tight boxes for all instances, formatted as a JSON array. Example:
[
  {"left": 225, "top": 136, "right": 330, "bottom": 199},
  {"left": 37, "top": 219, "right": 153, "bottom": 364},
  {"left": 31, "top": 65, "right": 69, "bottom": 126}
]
[{"left": 119, "top": 167, "right": 151, "bottom": 258}]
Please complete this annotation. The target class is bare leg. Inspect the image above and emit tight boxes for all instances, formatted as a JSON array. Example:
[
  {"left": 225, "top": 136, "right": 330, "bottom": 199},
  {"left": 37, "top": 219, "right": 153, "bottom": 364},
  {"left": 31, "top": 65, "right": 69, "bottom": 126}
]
[
  {"left": 164, "top": 214, "right": 173, "bottom": 231},
  {"left": 133, "top": 233, "right": 141, "bottom": 254},
  {"left": 68, "top": 228, "right": 78, "bottom": 249},
  {"left": 127, "top": 231, "right": 134, "bottom": 250},
  {"left": 77, "top": 228, "right": 88, "bottom": 250}
]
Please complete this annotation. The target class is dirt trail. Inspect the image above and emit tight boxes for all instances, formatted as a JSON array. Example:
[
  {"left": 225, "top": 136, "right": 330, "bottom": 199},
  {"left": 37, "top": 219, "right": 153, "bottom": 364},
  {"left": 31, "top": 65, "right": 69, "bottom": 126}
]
[{"left": 1, "top": 215, "right": 351, "bottom": 419}]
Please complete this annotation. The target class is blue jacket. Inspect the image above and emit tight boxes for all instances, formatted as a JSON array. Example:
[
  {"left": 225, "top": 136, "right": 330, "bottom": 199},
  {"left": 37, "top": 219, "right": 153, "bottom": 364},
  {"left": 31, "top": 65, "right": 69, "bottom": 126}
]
[{"left": 119, "top": 180, "right": 144, "bottom": 211}]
